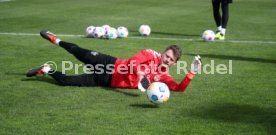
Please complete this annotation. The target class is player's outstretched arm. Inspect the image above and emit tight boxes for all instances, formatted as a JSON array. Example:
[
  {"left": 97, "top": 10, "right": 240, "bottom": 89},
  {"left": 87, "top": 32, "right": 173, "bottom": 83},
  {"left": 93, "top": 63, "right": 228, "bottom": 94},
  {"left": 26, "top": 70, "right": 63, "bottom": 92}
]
[{"left": 162, "top": 55, "right": 202, "bottom": 92}]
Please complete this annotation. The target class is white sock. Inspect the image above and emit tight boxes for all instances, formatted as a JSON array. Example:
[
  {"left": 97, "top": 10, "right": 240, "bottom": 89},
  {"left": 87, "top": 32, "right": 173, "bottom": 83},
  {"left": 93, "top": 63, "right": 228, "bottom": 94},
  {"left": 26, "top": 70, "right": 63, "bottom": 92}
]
[
  {"left": 42, "top": 64, "right": 51, "bottom": 74},
  {"left": 218, "top": 26, "right": 222, "bottom": 32},
  {"left": 55, "top": 39, "right": 61, "bottom": 45},
  {"left": 221, "top": 28, "right": 226, "bottom": 35}
]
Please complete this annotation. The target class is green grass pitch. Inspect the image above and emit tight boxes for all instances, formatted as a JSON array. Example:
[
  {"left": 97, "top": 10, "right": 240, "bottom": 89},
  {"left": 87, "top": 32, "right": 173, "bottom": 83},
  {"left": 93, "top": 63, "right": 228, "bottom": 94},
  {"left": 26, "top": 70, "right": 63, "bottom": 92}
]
[{"left": 0, "top": 0, "right": 275, "bottom": 134}]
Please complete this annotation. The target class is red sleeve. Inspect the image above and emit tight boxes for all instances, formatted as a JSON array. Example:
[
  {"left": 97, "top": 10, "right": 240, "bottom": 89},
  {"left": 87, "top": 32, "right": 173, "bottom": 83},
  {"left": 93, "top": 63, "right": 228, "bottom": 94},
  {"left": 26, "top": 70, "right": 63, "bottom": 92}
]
[
  {"left": 128, "top": 49, "right": 159, "bottom": 74},
  {"left": 160, "top": 71, "right": 195, "bottom": 92}
]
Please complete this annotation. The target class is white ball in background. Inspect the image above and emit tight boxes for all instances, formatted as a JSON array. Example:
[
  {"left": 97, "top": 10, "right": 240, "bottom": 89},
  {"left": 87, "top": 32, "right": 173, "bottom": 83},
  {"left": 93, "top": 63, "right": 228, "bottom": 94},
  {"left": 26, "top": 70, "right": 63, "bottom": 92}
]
[
  {"left": 139, "top": 24, "right": 151, "bottom": 36},
  {"left": 102, "top": 24, "right": 111, "bottom": 32},
  {"left": 104, "top": 27, "right": 118, "bottom": 39},
  {"left": 92, "top": 27, "right": 105, "bottom": 38},
  {"left": 85, "top": 25, "right": 95, "bottom": 38},
  {"left": 202, "top": 30, "right": 215, "bottom": 41},
  {"left": 117, "top": 26, "right": 128, "bottom": 38}
]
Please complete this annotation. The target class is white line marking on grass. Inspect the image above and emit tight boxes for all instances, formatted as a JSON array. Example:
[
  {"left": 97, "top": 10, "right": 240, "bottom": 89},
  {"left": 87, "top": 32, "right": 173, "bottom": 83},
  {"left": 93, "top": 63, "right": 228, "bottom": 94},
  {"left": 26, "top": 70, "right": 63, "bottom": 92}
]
[
  {"left": 127, "top": 36, "right": 276, "bottom": 44},
  {"left": 128, "top": 36, "right": 197, "bottom": 41},
  {"left": 0, "top": 0, "right": 13, "bottom": 2},
  {"left": 0, "top": 32, "right": 276, "bottom": 44},
  {"left": 0, "top": 32, "right": 38, "bottom": 36}
]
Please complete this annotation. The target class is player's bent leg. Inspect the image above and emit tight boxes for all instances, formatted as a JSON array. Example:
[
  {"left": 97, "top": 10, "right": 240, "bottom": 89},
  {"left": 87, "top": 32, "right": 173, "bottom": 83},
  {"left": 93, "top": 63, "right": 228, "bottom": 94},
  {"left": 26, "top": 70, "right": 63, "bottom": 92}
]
[
  {"left": 49, "top": 71, "right": 97, "bottom": 86},
  {"left": 26, "top": 64, "right": 98, "bottom": 86},
  {"left": 26, "top": 64, "right": 52, "bottom": 77}
]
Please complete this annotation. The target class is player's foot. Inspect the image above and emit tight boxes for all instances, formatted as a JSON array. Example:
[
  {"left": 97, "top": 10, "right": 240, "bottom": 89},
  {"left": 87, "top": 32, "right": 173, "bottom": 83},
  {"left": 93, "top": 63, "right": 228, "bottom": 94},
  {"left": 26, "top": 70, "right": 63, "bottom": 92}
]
[
  {"left": 217, "top": 33, "right": 225, "bottom": 40},
  {"left": 26, "top": 64, "right": 51, "bottom": 77},
  {"left": 40, "top": 30, "right": 60, "bottom": 45},
  {"left": 215, "top": 31, "right": 221, "bottom": 39}
]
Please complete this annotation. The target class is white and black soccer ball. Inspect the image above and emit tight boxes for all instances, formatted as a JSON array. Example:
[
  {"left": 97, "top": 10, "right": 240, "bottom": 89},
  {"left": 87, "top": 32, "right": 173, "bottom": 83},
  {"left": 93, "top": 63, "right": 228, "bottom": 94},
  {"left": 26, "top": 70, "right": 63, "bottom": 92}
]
[
  {"left": 147, "top": 82, "right": 170, "bottom": 104},
  {"left": 104, "top": 27, "right": 118, "bottom": 39},
  {"left": 92, "top": 27, "right": 105, "bottom": 38},
  {"left": 202, "top": 30, "right": 215, "bottom": 41},
  {"left": 85, "top": 25, "right": 95, "bottom": 38},
  {"left": 117, "top": 26, "right": 128, "bottom": 38},
  {"left": 139, "top": 24, "right": 151, "bottom": 36}
]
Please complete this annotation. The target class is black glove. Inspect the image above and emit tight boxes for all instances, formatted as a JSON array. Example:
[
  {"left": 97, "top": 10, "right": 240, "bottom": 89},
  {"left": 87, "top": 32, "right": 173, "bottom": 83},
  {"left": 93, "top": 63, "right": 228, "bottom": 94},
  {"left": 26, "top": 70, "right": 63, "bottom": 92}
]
[{"left": 138, "top": 76, "right": 150, "bottom": 92}]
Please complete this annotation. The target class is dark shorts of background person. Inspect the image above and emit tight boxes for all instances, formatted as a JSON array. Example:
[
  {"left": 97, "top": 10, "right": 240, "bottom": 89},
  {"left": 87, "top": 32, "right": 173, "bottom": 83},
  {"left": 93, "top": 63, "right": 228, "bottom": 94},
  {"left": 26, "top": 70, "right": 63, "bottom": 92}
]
[{"left": 212, "top": 0, "right": 233, "bottom": 4}]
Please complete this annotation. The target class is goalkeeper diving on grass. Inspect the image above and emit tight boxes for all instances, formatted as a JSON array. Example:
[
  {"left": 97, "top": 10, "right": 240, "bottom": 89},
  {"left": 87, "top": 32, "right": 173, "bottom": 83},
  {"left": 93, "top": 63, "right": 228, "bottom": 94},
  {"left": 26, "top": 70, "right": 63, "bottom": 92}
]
[{"left": 26, "top": 30, "right": 202, "bottom": 92}]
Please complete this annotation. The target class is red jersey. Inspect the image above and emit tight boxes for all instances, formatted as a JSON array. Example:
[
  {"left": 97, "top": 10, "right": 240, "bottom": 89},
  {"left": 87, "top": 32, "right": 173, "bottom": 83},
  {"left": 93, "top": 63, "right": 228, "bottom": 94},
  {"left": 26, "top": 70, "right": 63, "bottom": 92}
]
[{"left": 111, "top": 49, "right": 194, "bottom": 92}]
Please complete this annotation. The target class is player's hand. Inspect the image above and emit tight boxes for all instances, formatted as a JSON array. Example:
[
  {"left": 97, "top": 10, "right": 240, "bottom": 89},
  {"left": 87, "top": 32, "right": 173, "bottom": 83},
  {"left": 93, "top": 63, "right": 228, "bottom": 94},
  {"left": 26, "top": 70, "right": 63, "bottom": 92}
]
[
  {"left": 138, "top": 76, "right": 150, "bottom": 92},
  {"left": 190, "top": 55, "right": 202, "bottom": 74}
]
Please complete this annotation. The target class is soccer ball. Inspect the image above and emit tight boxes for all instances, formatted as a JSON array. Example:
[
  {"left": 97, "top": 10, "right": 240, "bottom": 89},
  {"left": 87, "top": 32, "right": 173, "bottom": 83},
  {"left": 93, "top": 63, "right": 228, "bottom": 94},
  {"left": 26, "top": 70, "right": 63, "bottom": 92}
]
[
  {"left": 102, "top": 24, "right": 111, "bottom": 32},
  {"left": 92, "top": 27, "right": 105, "bottom": 38},
  {"left": 117, "top": 26, "right": 128, "bottom": 38},
  {"left": 139, "top": 24, "right": 151, "bottom": 36},
  {"left": 104, "top": 27, "right": 118, "bottom": 39},
  {"left": 147, "top": 82, "right": 170, "bottom": 104},
  {"left": 85, "top": 26, "right": 95, "bottom": 38},
  {"left": 202, "top": 30, "right": 215, "bottom": 41}
]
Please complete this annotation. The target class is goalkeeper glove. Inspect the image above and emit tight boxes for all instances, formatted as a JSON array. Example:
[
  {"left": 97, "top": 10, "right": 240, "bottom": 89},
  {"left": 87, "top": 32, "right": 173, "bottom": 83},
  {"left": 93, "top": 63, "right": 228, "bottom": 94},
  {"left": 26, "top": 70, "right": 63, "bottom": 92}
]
[
  {"left": 191, "top": 55, "right": 202, "bottom": 74},
  {"left": 138, "top": 76, "right": 150, "bottom": 92}
]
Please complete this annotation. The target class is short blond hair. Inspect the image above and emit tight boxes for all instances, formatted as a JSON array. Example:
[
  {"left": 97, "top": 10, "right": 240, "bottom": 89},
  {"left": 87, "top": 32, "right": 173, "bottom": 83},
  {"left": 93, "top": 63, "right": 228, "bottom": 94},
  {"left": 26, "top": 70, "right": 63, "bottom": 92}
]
[{"left": 164, "top": 45, "right": 182, "bottom": 61}]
